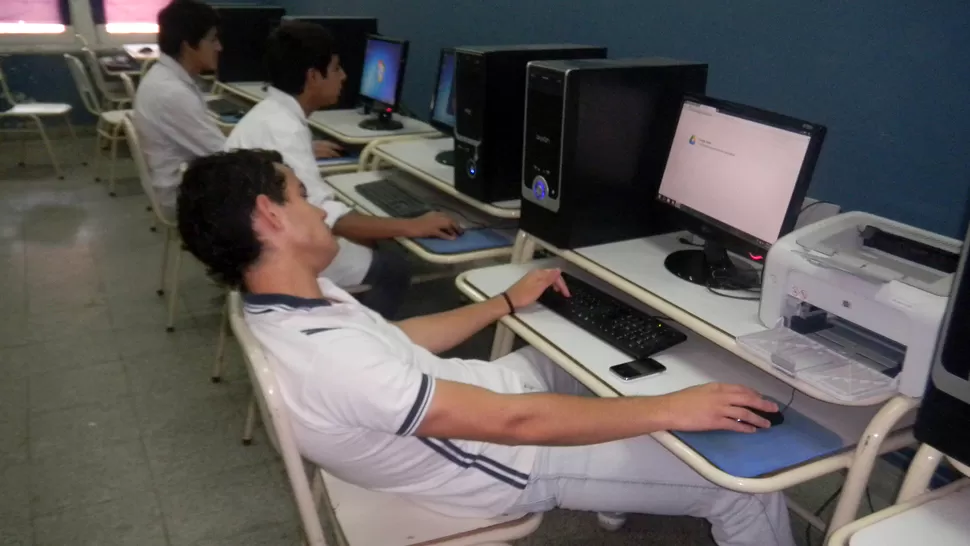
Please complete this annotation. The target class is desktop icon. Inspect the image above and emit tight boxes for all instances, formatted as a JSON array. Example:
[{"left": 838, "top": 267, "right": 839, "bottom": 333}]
[
  {"left": 376, "top": 60, "right": 386, "bottom": 83},
  {"left": 689, "top": 135, "right": 696, "bottom": 145}
]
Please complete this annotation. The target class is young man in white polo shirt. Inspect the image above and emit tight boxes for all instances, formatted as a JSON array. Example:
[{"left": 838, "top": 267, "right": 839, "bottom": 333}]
[
  {"left": 134, "top": 0, "right": 225, "bottom": 218},
  {"left": 177, "top": 150, "right": 797, "bottom": 546},
  {"left": 224, "top": 22, "right": 460, "bottom": 318}
]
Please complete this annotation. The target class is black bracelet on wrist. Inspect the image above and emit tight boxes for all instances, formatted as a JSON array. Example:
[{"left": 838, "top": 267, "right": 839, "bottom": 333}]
[{"left": 501, "top": 292, "right": 516, "bottom": 315}]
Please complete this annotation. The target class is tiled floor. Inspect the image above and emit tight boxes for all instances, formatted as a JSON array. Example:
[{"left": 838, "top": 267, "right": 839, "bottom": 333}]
[{"left": 0, "top": 135, "right": 897, "bottom": 545}]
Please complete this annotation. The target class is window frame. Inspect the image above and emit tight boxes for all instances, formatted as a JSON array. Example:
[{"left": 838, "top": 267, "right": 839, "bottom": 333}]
[{"left": 0, "top": 0, "right": 75, "bottom": 51}]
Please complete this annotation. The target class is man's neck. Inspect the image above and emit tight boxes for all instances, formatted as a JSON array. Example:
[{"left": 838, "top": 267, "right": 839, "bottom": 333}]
[
  {"left": 177, "top": 56, "right": 202, "bottom": 77},
  {"left": 244, "top": 256, "right": 324, "bottom": 300},
  {"left": 295, "top": 92, "right": 319, "bottom": 118}
]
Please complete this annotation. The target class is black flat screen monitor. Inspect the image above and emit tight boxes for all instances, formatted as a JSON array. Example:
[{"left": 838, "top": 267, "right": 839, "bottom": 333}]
[
  {"left": 357, "top": 35, "right": 409, "bottom": 131},
  {"left": 429, "top": 48, "right": 456, "bottom": 165},
  {"left": 215, "top": 5, "right": 285, "bottom": 83}
]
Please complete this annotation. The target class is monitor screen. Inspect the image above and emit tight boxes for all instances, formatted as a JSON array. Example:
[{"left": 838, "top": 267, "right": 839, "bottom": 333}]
[
  {"left": 431, "top": 50, "right": 457, "bottom": 129},
  {"left": 216, "top": 6, "right": 285, "bottom": 83},
  {"left": 359, "top": 37, "right": 405, "bottom": 106},
  {"left": 657, "top": 100, "right": 814, "bottom": 249}
]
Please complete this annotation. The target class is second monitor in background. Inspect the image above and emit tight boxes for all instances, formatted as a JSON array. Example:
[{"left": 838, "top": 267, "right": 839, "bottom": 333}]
[
  {"left": 429, "top": 48, "right": 457, "bottom": 166},
  {"left": 656, "top": 96, "right": 827, "bottom": 289},
  {"left": 358, "top": 35, "right": 409, "bottom": 131},
  {"left": 216, "top": 6, "right": 285, "bottom": 83}
]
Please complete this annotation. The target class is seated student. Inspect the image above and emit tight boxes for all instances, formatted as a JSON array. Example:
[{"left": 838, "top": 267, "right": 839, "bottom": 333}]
[
  {"left": 224, "top": 21, "right": 458, "bottom": 319},
  {"left": 177, "top": 149, "right": 796, "bottom": 546},
  {"left": 134, "top": 0, "right": 225, "bottom": 218}
]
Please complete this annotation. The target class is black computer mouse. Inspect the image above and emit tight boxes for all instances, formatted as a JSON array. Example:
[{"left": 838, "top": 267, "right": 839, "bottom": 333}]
[
  {"left": 742, "top": 407, "right": 785, "bottom": 427},
  {"left": 139, "top": 46, "right": 154, "bottom": 54}
]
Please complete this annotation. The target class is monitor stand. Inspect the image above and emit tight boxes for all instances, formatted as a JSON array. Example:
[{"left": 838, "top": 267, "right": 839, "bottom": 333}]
[
  {"left": 358, "top": 109, "right": 403, "bottom": 131},
  {"left": 434, "top": 150, "right": 455, "bottom": 166},
  {"left": 664, "top": 240, "right": 759, "bottom": 290}
]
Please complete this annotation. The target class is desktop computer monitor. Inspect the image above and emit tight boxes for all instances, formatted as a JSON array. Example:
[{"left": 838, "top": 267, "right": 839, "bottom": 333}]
[
  {"left": 287, "top": 16, "right": 378, "bottom": 110},
  {"left": 429, "top": 48, "right": 457, "bottom": 165},
  {"left": 358, "top": 35, "right": 409, "bottom": 131},
  {"left": 915, "top": 195, "right": 970, "bottom": 466},
  {"left": 215, "top": 5, "right": 285, "bottom": 83},
  {"left": 656, "top": 95, "right": 827, "bottom": 289}
]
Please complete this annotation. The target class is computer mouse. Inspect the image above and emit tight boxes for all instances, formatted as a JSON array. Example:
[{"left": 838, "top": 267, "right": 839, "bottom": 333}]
[
  {"left": 742, "top": 407, "right": 785, "bottom": 427},
  {"left": 139, "top": 46, "right": 154, "bottom": 54}
]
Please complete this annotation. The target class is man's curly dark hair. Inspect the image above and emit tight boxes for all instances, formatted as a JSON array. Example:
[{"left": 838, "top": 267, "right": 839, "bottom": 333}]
[{"left": 177, "top": 149, "right": 287, "bottom": 288}]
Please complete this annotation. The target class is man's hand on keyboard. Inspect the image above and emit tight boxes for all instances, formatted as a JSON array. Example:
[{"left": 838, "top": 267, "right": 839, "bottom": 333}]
[
  {"left": 405, "top": 212, "right": 463, "bottom": 239},
  {"left": 313, "top": 140, "right": 344, "bottom": 159},
  {"left": 659, "top": 383, "right": 778, "bottom": 433},
  {"left": 506, "top": 269, "right": 571, "bottom": 309}
]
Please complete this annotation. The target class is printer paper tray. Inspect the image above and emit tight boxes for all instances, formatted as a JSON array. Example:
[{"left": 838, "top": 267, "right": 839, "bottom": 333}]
[{"left": 738, "top": 326, "right": 898, "bottom": 403}]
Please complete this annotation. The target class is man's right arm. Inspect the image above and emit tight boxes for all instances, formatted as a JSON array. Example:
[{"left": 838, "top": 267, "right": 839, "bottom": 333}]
[
  {"left": 415, "top": 380, "right": 778, "bottom": 445},
  {"left": 158, "top": 91, "right": 226, "bottom": 156}
]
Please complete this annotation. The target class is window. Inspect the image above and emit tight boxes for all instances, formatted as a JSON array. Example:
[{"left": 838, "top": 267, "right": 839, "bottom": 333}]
[
  {"left": 92, "top": 0, "right": 166, "bottom": 34},
  {"left": 0, "top": 0, "right": 70, "bottom": 34}
]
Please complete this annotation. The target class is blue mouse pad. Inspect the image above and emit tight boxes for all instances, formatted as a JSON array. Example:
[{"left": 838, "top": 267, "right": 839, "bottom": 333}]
[
  {"left": 413, "top": 228, "right": 514, "bottom": 254},
  {"left": 218, "top": 114, "right": 242, "bottom": 124},
  {"left": 317, "top": 154, "right": 360, "bottom": 167},
  {"left": 671, "top": 402, "right": 845, "bottom": 478}
]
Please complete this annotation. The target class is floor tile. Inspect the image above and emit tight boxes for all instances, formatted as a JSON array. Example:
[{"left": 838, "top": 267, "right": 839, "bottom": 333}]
[
  {"left": 0, "top": 416, "right": 28, "bottom": 468},
  {"left": 33, "top": 491, "right": 168, "bottom": 546},
  {"left": 113, "top": 324, "right": 210, "bottom": 359},
  {"left": 0, "top": 524, "right": 33, "bottom": 546},
  {"left": 159, "top": 463, "right": 296, "bottom": 546},
  {"left": 29, "top": 440, "right": 154, "bottom": 517},
  {"left": 190, "top": 522, "right": 303, "bottom": 546},
  {"left": 0, "top": 463, "right": 31, "bottom": 524},
  {"left": 2, "top": 329, "right": 122, "bottom": 376},
  {"left": 24, "top": 304, "right": 114, "bottom": 342},
  {"left": 29, "top": 360, "right": 130, "bottom": 414},
  {"left": 124, "top": 346, "right": 225, "bottom": 400},
  {"left": 29, "top": 397, "right": 141, "bottom": 461}
]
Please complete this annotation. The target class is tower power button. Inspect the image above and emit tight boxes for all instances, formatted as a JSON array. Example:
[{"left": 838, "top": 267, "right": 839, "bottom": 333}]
[{"left": 532, "top": 176, "right": 547, "bottom": 200}]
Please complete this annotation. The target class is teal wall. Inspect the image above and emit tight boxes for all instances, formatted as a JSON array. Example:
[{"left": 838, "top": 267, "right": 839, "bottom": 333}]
[{"left": 281, "top": 0, "right": 970, "bottom": 237}]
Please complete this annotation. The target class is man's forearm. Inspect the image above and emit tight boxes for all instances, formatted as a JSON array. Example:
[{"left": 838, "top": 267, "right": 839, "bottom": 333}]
[
  {"left": 396, "top": 297, "right": 508, "bottom": 354},
  {"left": 333, "top": 212, "right": 414, "bottom": 242}
]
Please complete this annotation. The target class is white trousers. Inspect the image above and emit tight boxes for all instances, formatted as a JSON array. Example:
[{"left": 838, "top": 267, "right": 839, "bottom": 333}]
[{"left": 500, "top": 348, "right": 796, "bottom": 546}]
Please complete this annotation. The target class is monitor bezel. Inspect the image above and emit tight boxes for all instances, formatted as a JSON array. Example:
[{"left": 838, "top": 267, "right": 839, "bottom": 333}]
[
  {"left": 428, "top": 47, "right": 456, "bottom": 135},
  {"left": 656, "top": 93, "right": 827, "bottom": 261},
  {"left": 358, "top": 34, "right": 409, "bottom": 110}
]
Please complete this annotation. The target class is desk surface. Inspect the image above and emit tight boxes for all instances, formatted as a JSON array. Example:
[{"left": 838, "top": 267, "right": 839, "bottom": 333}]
[
  {"left": 308, "top": 109, "right": 438, "bottom": 142},
  {"left": 373, "top": 138, "right": 521, "bottom": 219},
  {"left": 325, "top": 170, "right": 515, "bottom": 265},
  {"left": 122, "top": 43, "right": 158, "bottom": 61},
  {"left": 462, "top": 260, "right": 912, "bottom": 448},
  {"left": 850, "top": 485, "right": 970, "bottom": 546}
]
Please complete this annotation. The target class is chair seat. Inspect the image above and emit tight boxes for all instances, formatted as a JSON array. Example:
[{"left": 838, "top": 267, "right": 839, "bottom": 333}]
[
  {"left": 100, "top": 109, "right": 131, "bottom": 124},
  {"left": 2, "top": 103, "right": 72, "bottom": 116},
  {"left": 322, "top": 471, "right": 533, "bottom": 545}
]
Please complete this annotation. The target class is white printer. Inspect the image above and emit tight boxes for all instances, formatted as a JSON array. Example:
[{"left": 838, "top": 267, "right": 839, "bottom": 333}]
[{"left": 750, "top": 211, "right": 961, "bottom": 402}]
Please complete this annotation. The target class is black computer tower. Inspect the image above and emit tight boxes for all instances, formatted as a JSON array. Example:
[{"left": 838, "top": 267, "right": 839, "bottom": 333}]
[
  {"left": 289, "top": 16, "right": 378, "bottom": 109},
  {"left": 453, "top": 44, "right": 607, "bottom": 204},
  {"left": 215, "top": 5, "right": 285, "bottom": 83},
  {"left": 520, "top": 58, "right": 708, "bottom": 249}
]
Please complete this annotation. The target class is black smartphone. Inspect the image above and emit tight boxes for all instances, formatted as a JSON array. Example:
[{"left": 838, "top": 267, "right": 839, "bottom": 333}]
[{"left": 609, "top": 358, "right": 667, "bottom": 382}]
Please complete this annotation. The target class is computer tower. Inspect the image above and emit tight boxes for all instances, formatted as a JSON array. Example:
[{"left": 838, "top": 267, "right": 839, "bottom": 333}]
[
  {"left": 453, "top": 44, "right": 607, "bottom": 204},
  {"left": 915, "top": 195, "right": 970, "bottom": 466},
  {"left": 215, "top": 5, "right": 285, "bottom": 83},
  {"left": 520, "top": 58, "right": 708, "bottom": 249},
  {"left": 288, "top": 16, "right": 378, "bottom": 109}
]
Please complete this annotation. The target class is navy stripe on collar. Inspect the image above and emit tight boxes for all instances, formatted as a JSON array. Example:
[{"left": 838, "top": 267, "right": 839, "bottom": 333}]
[{"left": 242, "top": 292, "right": 332, "bottom": 309}]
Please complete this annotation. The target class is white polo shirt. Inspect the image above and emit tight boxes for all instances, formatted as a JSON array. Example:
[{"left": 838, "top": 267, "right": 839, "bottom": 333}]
[
  {"left": 225, "top": 88, "right": 371, "bottom": 286},
  {"left": 134, "top": 54, "right": 226, "bottom": 210},
  {"left": 244, "top": 278, "right": 540, "bottom": 518}
]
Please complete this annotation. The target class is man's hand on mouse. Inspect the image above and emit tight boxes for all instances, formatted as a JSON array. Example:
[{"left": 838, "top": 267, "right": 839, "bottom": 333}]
[
  {"left": 312, "top": 140, "right": 343, "bottom": 159},
  {"left": 406, "top": 211, "right": 463, "bottom": 239},
  {"left": 659, "top": 383, "right": 779, "bottom": 433},
  {"left": 505, "top": 268, "right": 571, "bottom": 310}
]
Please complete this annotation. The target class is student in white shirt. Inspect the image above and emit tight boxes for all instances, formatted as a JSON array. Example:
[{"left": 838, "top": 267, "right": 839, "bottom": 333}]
[
  {"left": 176, "top": 149, "right": 797, "bottom": 546},
  {"left": 225, "top": 22, "right": 458, "bottom": 318},
  {"left": 134, "top": 0, "right": 225, "bottom": 217}
]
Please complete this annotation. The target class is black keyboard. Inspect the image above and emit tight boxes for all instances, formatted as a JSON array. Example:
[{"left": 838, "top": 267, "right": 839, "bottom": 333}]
[
  {"left": 207, "top": 98, "right": 247, "bottom": 117},
  {"left": 356, "top": 180, "right": 432, "bottom": 218},
  {"left": 539, "top": 272, "right": 687, "bottom": 360}
]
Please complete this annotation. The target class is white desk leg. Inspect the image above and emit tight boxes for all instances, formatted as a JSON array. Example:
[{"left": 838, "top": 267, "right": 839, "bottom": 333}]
[
  {"left": 490, "top": 322, "right": 515, "bottom": 361},
  {"left": 896, "top": 444, "right": 943, "bottom": 503},
  {"left": 825, "top": 395, "right": 919, "bottom": 541},
  {"left": 510, "top": 230, "right": 537, "bottom": 264},
  {"left": 489, "top": 231, "right": 538, "bottom": 361}
]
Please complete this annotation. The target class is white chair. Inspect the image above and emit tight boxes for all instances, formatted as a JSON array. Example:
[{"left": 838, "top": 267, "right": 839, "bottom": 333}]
[
  {"left": 64, "top": 54, "right": 132, "bottom": 195},
  {"left": 0, "top": 56, "right": 76, "bottom": 179},
  {"left": 227, "top": 291, "right": 542, "bottom": 546},
  {"left": 80, "top": 47, "right": 131, "bottom": 110},
  {"left": 826, "top": 444, "right": 970, "bottom": 546},
  {"left": 121, "top": 115, "right": 184, "bottom": 332}
]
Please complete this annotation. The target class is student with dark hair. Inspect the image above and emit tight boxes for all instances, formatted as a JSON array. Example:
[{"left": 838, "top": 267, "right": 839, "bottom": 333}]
[
  {"left": 176, "top": 149, "right": 796, "bottom": 546},
  {"left": 134, "top": 0, "right": 224, "bottom": 216},
  {"left": 225, "top": 21, "right": 457, "bottom": 318}
]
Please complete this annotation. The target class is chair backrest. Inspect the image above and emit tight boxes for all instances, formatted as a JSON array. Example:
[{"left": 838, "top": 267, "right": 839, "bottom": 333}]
[
  {"left": 63, "top": 54, "right": 101, "bottom": 116},
  {"left": 121, "top": 115, "right": 174, "bottom": 226},
  {"left": 0, "top": 57, "right": 17, "bottom": 106},
  {"left": 80, "top": 47, "right": 113, "bottom": 97},
  {"left": 74, "top": 33, "right": 89, "bottom": 48},
  {"left": 118, "top": 73, "right": 137, "bottom": 101},
  {"left": 228, "top": 292, "right": 331, "bottom": 546}
]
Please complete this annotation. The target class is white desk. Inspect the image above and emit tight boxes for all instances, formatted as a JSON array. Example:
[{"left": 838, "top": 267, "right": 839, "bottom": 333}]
[
  {"left": 308, "top": 110, "right": 439, "bottom": 145},
  {"left": 361, "top": 137, "right": 521, "bottom": 220},
  {"left": 325, "top": 170, "right": 515, "bottom": 265},
  {"left": 220, "top": 81, "right": 268, "bottom": 102},
  {"left": 122, "top": 43, "right": 159, "bottom": 61},
  {"left": 479, "top": 229, "right": 921, "bottom": 539}
]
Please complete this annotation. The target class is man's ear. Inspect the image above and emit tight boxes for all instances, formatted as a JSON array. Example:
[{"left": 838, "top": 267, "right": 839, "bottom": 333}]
[{"left": 252, "top": 194, "right": 285, "bottom": 234}]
